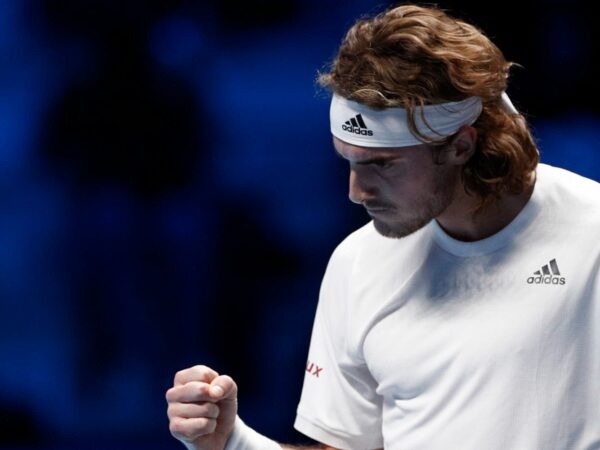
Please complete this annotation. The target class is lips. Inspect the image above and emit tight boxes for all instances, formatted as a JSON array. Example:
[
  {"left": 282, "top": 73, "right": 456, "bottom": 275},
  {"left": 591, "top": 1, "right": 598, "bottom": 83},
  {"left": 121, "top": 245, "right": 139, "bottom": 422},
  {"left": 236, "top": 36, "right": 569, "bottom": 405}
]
[
  {"left": 364, "top": 200, "right": 391, "bottom": 209},
  {"left": 366, "top": 207, "right": 388, "bottom": 212},
  {"left": 365, "top": 206, "right": 391, "bottom": 216}
]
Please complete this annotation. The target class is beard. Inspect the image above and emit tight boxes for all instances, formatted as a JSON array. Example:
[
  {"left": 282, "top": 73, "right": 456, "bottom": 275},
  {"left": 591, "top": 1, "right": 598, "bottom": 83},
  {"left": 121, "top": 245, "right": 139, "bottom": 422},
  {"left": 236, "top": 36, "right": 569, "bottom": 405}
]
[{"left": 372, "top": 166, "right": 458, "bottom": 239}]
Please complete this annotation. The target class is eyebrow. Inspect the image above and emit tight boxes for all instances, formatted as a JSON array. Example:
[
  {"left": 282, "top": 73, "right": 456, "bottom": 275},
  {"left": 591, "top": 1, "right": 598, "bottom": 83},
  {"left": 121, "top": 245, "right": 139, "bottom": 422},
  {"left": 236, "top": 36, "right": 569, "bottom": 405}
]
[{"left": 333, "top": 147, "right": 400, "bottom": 165}]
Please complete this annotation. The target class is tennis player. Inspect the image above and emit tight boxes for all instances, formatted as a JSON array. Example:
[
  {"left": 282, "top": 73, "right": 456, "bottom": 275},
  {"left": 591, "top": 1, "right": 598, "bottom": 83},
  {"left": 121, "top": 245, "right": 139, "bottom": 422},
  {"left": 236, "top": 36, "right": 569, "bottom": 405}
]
[{"left": 166, "top": 5, "right": 600, "bottom": 449}]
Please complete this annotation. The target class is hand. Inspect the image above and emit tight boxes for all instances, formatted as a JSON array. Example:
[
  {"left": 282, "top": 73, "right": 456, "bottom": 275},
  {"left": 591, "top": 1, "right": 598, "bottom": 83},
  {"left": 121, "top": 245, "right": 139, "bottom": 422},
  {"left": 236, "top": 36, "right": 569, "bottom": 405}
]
[{"left": 166, "top": 365, "right": 238, "bottom": 450}]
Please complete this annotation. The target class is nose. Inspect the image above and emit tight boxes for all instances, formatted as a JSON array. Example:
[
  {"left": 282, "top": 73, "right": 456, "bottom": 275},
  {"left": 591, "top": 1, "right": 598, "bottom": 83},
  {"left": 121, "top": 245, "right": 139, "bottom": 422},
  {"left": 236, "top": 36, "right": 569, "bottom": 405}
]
[{"left": 349, "top": 168, "right": 375, "bottom": 205}]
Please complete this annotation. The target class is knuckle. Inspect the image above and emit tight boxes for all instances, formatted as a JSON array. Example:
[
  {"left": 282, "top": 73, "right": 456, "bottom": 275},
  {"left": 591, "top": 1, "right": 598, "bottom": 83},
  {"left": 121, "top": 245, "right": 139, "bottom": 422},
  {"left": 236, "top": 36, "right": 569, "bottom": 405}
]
[
  {"left": 169, "top": 419, "right": 186, "bottom": 437},
  {"left": 221, "top": 374, "right": 238, "bottom": 391},
  {"left": 173, "top": 369, "right": 186, "bottom": 385},
  {"left": 196, "top": 417, "right": 209, "bottom": 429},
  {"left": 196, "top": 417, "right": 217, "bottom": 433},
  {"left": 192, "top": 364, "right": 210, "bottom": 377},
  {"left": 207, "top": 403, "right": 220, "bottom": 418},
  {"left": 166, "top": 404, "right": 178, "bottom": 419},
  {"left": 165, "top": 387, "right": 175, "bottom": 402},
  {"left": 197, "top": 383, "right": 210, "bottom": 396},
  {"left": 200, "top": 365, "right": 218, "bottom": 380}
]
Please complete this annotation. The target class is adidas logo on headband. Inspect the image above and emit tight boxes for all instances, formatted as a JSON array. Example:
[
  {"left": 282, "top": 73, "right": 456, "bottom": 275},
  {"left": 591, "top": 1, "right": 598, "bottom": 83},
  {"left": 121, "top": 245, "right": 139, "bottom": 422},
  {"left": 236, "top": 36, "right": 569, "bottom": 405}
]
[{"left": 341, "top": 113, "right": 374, "bottom": 136}]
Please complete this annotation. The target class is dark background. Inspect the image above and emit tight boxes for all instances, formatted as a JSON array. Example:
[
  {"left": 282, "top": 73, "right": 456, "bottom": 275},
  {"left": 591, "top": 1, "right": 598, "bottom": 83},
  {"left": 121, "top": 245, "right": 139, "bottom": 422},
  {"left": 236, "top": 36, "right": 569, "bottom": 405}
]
[{"left": 1, "top": 0, "right": 598, "bottom": 448}]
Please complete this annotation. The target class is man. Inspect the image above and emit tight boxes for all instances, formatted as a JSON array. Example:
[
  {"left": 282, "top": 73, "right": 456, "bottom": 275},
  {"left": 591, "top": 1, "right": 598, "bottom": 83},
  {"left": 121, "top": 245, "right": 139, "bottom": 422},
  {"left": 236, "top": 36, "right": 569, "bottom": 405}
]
[{"left": 165, "top": 5, "right": 600, "bottom": 449}]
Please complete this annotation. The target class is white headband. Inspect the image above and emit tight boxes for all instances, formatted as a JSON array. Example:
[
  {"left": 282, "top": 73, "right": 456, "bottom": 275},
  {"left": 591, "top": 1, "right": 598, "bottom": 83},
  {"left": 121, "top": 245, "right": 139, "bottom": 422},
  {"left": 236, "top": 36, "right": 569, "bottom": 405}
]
[
  {"left": 500, "top": 91, "right": 518, "bottom": 115},
  {"left": 330, "top": 93, "right": 483, "bottom": 148}
]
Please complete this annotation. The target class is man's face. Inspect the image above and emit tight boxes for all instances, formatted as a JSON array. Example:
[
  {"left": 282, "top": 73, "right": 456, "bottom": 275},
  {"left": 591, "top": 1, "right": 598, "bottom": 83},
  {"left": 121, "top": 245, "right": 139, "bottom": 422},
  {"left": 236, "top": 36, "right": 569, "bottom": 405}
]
[{"left": 333, "top": 136, "right": 460, "bottom": 239}]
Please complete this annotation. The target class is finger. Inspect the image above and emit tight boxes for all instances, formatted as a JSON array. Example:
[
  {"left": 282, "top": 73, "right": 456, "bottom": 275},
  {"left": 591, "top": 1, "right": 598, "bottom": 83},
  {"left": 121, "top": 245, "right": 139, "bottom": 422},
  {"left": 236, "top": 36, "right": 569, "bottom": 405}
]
[
  {"left": 166, "top": 381, "right": 214, "bottom": 403},
  {"left": 167, "top": 402, "right": 220, "bottom": 420},
  {"left": 174, "top": 365, "right": 219, "bottom": 386},
  {"left": 169, "top": 416, "right": 217, "bottom": 441},
  {"left": 209, "top": 375, "right": 238, "bottom": 401}
]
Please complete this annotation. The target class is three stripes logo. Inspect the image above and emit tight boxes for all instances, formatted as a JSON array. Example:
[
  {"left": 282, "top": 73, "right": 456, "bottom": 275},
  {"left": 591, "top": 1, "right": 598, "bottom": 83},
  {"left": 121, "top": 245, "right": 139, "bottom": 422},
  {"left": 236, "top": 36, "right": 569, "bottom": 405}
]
[
  {"left": 342, "top": 114, "right": 374, "bottom": 136},
  {"left": 526, "top": 258, "right": 566, "bottom": 285}
]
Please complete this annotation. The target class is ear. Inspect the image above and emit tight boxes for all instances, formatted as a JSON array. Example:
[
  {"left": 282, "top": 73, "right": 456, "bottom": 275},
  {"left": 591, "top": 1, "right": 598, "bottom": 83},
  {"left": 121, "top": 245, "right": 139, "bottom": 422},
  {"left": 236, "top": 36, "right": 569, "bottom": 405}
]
[{"left": 445, "top": 125, "right": 477, "bottom": 165}]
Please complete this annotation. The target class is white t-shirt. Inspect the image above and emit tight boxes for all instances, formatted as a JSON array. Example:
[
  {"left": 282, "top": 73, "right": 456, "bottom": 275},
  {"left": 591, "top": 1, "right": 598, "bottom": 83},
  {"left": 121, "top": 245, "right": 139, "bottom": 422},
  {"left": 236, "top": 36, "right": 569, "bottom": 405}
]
[{"left": 294, "top": 164, "right": 600, "bottom": 450}]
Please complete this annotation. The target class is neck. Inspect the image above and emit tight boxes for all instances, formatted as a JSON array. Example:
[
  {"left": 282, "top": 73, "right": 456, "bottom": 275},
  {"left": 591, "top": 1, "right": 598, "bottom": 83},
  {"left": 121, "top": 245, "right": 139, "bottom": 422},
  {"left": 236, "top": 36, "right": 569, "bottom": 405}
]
[{"left": 436, "top": 171, "right": 536, "bottom": 242}]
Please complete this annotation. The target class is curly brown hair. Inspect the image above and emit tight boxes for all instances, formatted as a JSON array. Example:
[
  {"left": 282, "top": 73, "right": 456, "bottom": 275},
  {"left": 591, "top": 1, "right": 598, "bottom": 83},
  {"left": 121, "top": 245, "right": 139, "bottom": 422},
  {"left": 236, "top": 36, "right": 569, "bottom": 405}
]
[{"left": 319, "top": 4, "right": 539, "bottom": 209}]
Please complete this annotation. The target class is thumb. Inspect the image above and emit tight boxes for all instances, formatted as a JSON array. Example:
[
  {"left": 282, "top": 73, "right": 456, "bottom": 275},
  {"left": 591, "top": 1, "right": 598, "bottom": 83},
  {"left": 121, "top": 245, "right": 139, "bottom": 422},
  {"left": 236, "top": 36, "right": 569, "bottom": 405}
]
[{"left": 209, "top": 374, "right": 237, "bottom": 401}]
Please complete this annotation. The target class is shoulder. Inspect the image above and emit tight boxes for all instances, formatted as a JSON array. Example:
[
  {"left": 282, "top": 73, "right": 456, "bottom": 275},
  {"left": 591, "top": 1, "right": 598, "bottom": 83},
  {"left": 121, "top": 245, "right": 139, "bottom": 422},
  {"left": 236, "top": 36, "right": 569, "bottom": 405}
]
[
  {"left": 320, "top": 222, "right": 377, "bottom": 288},
  {"left": 329, "top": 222, "right": 378, "bottom": 264},
  {"left": 327, "top": 220, "right": 428, "bottom": 269},
  {"left": 538, "top": 163, "right": 600, "bottom": 197},
  {"left": 537, "top": 163, "right": 600, "bottom": 221},
  {"left": 324, "top": 219, "right": 434, "bottom": 291}
]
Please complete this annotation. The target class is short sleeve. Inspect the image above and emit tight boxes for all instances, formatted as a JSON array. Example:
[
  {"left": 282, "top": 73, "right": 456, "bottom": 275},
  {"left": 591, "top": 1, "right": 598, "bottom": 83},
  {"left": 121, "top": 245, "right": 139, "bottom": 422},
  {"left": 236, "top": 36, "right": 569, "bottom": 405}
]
[{"left": 294, "top": 243, "right": 383, "bottom": 450}]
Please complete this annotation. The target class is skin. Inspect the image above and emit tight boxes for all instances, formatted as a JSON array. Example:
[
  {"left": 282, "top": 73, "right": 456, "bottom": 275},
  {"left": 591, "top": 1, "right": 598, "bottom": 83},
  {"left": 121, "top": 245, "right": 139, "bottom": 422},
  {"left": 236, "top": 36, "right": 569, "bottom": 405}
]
[
  {"left": 336, "top": 126, "right": 535, "bottom": 242},
  {"left": 338, "top": 136, "right": 459, "bottom": 239},
  {"left": 165, "top": 126, "right": 535, "bottom": 449}
]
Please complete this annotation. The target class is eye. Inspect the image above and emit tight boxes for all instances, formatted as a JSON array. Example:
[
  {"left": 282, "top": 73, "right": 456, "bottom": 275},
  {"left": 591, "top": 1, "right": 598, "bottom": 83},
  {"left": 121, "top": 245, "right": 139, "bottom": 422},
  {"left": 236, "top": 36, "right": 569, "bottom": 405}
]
[{"left": 372, "top": 159, "right": 394, "bottom": 169}]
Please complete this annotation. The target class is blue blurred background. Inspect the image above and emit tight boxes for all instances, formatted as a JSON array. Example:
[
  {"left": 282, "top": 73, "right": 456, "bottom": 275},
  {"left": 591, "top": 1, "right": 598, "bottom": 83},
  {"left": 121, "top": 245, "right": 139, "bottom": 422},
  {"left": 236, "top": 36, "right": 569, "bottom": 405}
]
[{"left": 1, "top": 0, "right": 598, "bottom": 448}]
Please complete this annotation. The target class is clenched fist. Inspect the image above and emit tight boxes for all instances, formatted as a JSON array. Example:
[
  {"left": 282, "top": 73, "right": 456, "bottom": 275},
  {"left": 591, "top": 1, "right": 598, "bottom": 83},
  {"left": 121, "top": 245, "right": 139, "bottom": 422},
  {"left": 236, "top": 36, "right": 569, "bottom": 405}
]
[{"left": 166, "top": 365, "right": 238, "bottom": 450}]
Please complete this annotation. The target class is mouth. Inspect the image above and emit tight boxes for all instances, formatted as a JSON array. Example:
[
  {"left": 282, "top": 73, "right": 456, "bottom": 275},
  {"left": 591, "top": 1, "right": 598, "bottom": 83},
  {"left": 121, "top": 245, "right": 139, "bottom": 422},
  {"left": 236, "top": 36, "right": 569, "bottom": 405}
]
[{"left": 365, "top": 207, "right": 391, "bottom": 216}]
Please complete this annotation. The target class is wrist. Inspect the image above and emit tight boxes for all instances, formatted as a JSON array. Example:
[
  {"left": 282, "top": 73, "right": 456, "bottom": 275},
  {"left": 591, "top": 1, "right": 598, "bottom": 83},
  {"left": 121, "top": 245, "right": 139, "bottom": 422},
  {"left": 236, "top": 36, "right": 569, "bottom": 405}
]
[{"left": 224, "top": 416, "right": 281, "bottom": 450}]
